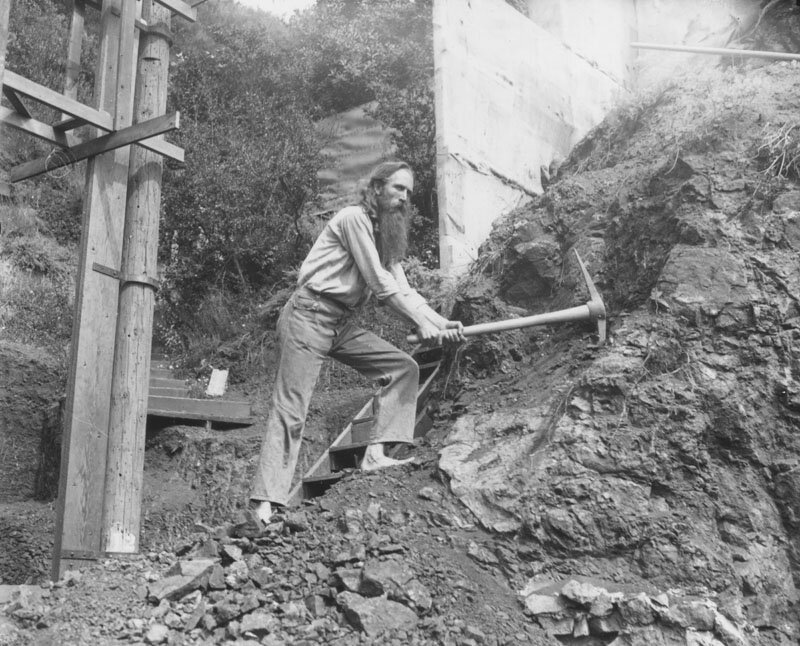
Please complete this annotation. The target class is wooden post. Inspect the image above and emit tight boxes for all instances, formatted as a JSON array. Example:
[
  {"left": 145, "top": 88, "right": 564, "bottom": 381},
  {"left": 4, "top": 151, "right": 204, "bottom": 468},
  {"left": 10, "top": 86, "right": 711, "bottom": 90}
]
[
  {"left": 63, "top": 1, "right": 86, "bottom": 103},
  {"left": 102, "top": 0, "right": 171, "bottom": 552},
  {"left": 52, "top": 0, "right": 138, "bottom": 578},
  {"left": 0, "top": 0, "right": 11, "bottom": 194}
]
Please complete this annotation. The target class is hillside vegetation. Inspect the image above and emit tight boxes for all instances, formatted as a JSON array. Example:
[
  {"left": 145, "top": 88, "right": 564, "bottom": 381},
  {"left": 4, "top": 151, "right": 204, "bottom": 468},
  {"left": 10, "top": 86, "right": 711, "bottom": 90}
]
[{"left": 1, "top": 0, "right": 438, "bottom": 364}]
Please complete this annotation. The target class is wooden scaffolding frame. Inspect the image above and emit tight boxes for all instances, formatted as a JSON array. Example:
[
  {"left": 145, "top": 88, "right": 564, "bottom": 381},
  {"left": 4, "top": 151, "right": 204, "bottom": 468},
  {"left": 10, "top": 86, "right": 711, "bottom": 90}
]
[{"left": 0, "top": 0, "right": 197, "bottom": 578}]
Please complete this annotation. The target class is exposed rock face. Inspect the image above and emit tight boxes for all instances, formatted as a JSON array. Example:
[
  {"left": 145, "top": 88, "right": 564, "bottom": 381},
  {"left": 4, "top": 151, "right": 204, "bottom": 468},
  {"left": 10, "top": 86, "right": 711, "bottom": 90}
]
[{"left": 440, "top": 64, "right": 800, "bottom": 643}]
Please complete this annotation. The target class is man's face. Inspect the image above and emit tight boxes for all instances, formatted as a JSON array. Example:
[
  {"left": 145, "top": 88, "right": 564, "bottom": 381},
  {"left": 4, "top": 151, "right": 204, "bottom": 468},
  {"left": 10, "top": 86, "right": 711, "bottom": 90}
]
[{"left": 376, "top": 169, "right": 414, "bottom": 214}]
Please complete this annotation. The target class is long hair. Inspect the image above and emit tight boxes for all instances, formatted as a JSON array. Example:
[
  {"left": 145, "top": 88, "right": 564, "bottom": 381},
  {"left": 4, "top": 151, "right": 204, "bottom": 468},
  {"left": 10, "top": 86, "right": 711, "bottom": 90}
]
[{"left": 358, "top": 161, "right": 412, "bottom": 267}]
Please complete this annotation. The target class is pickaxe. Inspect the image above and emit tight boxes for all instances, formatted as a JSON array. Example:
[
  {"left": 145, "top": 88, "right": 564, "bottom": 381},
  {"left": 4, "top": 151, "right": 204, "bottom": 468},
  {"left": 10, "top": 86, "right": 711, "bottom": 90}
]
[{"left": 407, "top": 249, "right": 607, "bottom": 345}]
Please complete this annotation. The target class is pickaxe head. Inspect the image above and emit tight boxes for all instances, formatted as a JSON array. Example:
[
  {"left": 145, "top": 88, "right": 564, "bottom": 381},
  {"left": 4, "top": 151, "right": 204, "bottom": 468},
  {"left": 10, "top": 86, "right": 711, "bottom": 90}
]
[{"left": 573, "top": 249, "right": 607, "bottom": 343}]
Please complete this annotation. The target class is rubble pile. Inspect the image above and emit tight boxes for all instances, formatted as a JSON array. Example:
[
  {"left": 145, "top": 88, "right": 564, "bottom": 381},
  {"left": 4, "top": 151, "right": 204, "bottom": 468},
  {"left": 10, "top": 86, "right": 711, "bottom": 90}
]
[
  {"left": 520, "top": 577, "right": 749, "bottom": 646},
  {"left": 1, "top": 477, "right": 542, "bottom": 645}
]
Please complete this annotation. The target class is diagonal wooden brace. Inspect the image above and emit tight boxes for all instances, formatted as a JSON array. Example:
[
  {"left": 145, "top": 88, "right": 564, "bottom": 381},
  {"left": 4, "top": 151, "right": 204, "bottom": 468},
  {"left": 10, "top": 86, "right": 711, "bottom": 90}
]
[
  {"left": 407, "top": 248, "right": 607, "bottom": 345},
  {"left": 8, "top": 111, "right": 181, "bottom": 182}
]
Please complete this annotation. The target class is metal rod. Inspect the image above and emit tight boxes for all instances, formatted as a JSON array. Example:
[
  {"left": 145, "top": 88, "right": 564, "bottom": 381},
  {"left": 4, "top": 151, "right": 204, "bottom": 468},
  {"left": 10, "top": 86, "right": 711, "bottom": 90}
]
[{"left": 630, "top": 41, "right": 800, "bottom": 61}]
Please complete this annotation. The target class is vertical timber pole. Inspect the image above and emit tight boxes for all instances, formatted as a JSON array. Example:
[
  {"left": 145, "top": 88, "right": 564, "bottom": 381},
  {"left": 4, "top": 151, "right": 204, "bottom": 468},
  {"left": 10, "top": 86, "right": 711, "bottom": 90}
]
[
  {"left": 102, "top": 0, "right": 171, "bottom": 552},
  {"left": 0, "top": 0, "right": 10, "bottom": 94},
  {"left": 63, "top": 0, "right": 86, "bottom": 104},
  {"left": 0, "top": 0, "right": 11, "bottom": 195},
  {"left": 52, "top": 0, "right": 139, "bottom": 578}
]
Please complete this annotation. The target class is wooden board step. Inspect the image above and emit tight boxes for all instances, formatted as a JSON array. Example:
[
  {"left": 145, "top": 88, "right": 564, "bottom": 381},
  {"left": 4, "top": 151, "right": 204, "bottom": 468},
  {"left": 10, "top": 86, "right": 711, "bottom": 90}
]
[
  {"left": 147, "top": 395, "right": 253, "bottom": 425},
  {"left": 148, "top": 386, "right": 188, "bottom": 398},
  {"left": 329, "top": 442, "right": 370, "bottom": 472},
  {"left": 302, "top": 472, "right": 344, "bottom": 499},
  {"left": 150, "top": 377, "right": 187, "bottom": 389},
  {"left": 150, "top": 367, "right": 174, "bottom": 379}
]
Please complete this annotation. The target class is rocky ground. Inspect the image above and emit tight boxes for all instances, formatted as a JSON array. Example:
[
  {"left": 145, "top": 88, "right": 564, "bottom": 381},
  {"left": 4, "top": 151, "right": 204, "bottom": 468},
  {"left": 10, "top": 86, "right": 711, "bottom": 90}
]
[{"left": 3, "top": 52, "right": 800, "bottom": 646}]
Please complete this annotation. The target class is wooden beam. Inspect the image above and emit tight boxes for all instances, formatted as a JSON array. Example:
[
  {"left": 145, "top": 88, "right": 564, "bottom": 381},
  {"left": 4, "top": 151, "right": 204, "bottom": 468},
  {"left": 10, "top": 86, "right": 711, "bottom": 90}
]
[
  {"left": 1, "top": 106, "right": 184, "bottom": 163},
  {"left": 103, "top": 0, "right": 172, "bottom": 554},
  {"left": 115, "top": 0, "right": 137, "bottom": 130},
  {"left": 155, "top": 0, "right": 197, "bottom": 22},
  {"left": 3, "top": 86, "right": 31, "bottom": 118},
  {"left": 138, "top": 134, "right": 183, "bottom": 163},
  {"left": 54, "top": 116, "right": 88, "bottom": 132},
  {"left": 3, "top": 70, "right": 114, "bottom": 131},
  {"left": 0, "top": 0, "right": 10, "bottom": 192},
  {"left": 52, "top": 0, "right": 136, "bottom": 579},
  {"left": 64, "top": 1, "right": 86, "bottom": 103},
  {"left": 0, "top": 0, "right": 10, "bottom": 85},
  {"left": 8, "top": 112, "right": 180, "bottom": 182},
  {"left": 1, "top": 106, "right": 72, "bottom": 147}
]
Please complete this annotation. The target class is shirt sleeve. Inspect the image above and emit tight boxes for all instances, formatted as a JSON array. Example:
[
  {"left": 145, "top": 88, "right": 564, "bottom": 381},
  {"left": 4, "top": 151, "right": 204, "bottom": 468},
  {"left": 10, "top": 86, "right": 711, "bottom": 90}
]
[
  {"left": 336, "top": 209, "right": 402, "bottom": 300},
  {"left": 389, "top": 262, "right": 427, "bottom": 310}
]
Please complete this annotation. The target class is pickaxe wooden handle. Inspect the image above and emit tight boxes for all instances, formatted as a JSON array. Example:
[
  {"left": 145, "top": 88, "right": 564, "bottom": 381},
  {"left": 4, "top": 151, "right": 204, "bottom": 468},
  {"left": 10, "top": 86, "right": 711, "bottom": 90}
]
[{"left": 407, "top": 249, "right": 607, "bottom": 344}]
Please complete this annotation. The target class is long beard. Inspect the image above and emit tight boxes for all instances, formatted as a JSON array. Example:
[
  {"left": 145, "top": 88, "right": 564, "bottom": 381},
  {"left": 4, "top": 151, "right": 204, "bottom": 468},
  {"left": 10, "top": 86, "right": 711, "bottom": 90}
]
[{"left": 376, "top": 205, "right": 410, "bottom": 267}]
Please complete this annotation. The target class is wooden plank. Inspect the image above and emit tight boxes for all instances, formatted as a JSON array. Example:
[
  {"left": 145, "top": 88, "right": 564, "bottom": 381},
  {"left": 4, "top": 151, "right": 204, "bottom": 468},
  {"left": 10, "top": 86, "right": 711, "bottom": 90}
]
[
  {"left": 1, "top": 106, "right": 183, "bottom": 163},
  {"left": 138, "top": 136, "right": 183, "bottom": 163},
  {"left": 8, "top": 112, "right": 180, "bottom": 182},
  {"left": 150, "top": 376, "right": 187, "bottom": 389},
  {"left": 63, "top": 1, "right": 86, "bottom": 104},
  {"left": 155, "top": 0, "right": 197, "bottom": 22},
  {"left": 147, "top": 410, "right": 255, "bottom": 425},
  {"left": 52, "top": 0, "right": 135, "bottom": 580},
  {"left": 147, "top": 396, "right": 252, "bottom": 420},
  {"left": 54, "top": 117, "right": 88, "bottom": 132},
  {"left": 3, "top": 86, "right": 31, "bottom": 117},
  {"left": 114, "top": 0, "right": 137, "bottom": 130},
  {"left": 3, "top": 70, "right": 114, "bottom": 131},
  {"left": 148, "top": 387, "right": 188, "bottom": 398},
  {"left": 0, "top": 106, "right": 72, "bottom": 147},
  {"left": 101, "top": 0, "right": 148, "bottom": 553},
  {"left": 0, "top": 0, "right": 10, "bottom": 85},
  {"left": 329, "top": 442, "right": 369, "bottom": 472}
]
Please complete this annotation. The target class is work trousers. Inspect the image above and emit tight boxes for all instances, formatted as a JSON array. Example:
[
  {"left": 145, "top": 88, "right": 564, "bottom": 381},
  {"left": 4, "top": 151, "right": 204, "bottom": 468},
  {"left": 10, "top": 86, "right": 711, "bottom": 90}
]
[{"left": 250, "top": 287, "right": 419, "bottom": 506}]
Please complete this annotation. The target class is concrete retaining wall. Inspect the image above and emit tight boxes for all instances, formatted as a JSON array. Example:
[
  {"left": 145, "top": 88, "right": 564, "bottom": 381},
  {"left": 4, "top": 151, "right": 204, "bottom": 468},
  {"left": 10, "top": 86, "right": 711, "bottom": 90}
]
[{"left": 436, "top": 0, "right": 761, "bottom": 275}]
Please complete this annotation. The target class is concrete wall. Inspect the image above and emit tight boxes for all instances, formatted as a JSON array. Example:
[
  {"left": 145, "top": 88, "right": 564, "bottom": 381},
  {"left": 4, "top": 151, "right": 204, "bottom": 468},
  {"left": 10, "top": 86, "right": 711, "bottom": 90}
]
[
  {"left": 434, "top": 0, "right": 630, "bottom": 274},
  {"left": 434, "top": 0, "right": 762, "bottom": 276}
]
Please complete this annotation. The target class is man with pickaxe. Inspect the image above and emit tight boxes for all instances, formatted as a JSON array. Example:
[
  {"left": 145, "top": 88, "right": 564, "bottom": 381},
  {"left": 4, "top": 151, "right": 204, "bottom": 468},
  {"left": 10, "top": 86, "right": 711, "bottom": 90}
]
[{"left": 247, "top": 161, "right": 465, "bottom": 526}]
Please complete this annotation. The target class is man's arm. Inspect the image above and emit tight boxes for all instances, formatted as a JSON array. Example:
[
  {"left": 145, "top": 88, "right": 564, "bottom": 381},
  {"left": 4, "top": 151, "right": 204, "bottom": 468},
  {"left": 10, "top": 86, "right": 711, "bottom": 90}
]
[
  {"left": 383, "top": 292, "right": 442, "bottom": 344},
  {"left": 386, "top": 263, "right": 464, "bottom": 345}
]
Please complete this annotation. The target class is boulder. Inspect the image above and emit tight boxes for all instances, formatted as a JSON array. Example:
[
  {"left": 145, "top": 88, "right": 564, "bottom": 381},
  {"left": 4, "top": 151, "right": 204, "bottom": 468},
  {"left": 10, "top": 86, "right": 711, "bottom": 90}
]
[{"left": 337, "top": 591, "right": 418, "bottom": 636}]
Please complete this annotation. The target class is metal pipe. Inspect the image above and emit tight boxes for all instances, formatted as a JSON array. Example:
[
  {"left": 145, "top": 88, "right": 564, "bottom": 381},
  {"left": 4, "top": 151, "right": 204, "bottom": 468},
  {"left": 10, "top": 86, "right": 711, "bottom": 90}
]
[{"left": 630, "top": 42, "right": 800, "bottom": 61}]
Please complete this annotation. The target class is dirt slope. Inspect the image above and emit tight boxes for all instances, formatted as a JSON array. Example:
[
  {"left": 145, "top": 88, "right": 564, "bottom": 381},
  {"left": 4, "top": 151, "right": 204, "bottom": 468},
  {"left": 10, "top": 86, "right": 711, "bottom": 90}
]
[{"left": 3, "top": 61, "right": 800, "bottom": 646}]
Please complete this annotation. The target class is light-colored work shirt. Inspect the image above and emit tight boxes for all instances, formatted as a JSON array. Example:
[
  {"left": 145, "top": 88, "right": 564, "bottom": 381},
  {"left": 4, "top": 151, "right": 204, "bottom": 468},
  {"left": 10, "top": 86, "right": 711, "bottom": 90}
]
[{"left": 297, "top": 205, "right": 426, "bottom": 310}]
